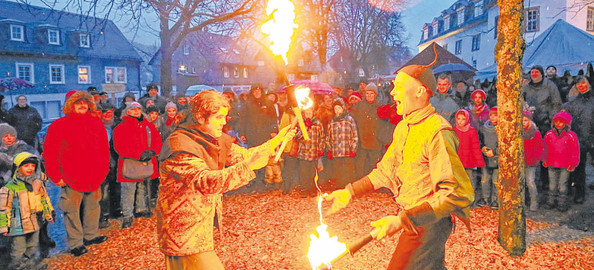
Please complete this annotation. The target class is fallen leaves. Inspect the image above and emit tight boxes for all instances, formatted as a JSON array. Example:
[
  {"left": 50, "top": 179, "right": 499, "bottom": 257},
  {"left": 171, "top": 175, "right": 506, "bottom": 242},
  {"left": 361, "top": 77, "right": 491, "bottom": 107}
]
[{"left": 44, "top": 191, "right": 594, "bottom": 269}]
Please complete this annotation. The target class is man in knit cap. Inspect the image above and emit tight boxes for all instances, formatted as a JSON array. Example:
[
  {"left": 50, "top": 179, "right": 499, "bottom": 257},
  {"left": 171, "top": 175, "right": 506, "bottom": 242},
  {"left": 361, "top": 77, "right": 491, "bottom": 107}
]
[
  {"left": 326, "top": 60, "right": 474, "bottom": 269},
  {"left": 351, "top": 82, "right": 383, "bottom": 179}
]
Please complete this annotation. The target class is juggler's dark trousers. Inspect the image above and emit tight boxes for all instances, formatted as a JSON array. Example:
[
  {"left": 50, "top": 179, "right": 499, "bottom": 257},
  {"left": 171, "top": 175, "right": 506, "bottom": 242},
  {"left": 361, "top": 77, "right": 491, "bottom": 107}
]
[{"left": 387, "top": 217, "right": 453, "bottom": 270}]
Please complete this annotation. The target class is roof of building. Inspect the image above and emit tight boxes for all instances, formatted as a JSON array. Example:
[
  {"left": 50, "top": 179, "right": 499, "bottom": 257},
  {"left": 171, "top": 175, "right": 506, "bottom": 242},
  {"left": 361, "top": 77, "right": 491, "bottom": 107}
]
[
  {"left": 476, "top": 19, "right": 594, "bottom": 80},
  {"left": 418, "top": 0, "right": 491, "bottom": 46},
  {"left": 0, "top": 0, "right": 142, "bottom": 62},
  {"left": 397, "top": 42, "right": 476, "bottom": 74}
]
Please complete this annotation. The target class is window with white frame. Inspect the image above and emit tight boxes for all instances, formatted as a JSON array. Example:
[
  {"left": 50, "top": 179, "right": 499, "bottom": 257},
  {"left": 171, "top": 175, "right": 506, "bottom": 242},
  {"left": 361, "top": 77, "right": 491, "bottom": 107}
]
[
  {"left": 48, "top": 29, "right": 60, "bottom": 45},
  {"left": 455, "top": 40, "right": 462, "bottom": 55},
  {"left": 223, "top": 66, "right": 230, "bottom": 78},
  {"left": 457, "top": 8, "right": 465, "bottom": 25},
  {"left": 475, "top": 1, "right": 483, "bottom": 17},
  {"left": 78, "top": 65, "right": 91, "bottom": 84},
  {"left": 10, "top": 25, "right": 24, "bottom": 41},
  {"left": 242, "top": 67, "right": 248, "bottom": 78},
  {"left": 104, "top": 66, "right": 127, "bottom": 83},
  {"left": 586, "top": 7, "right": 594, "bottom": 31},
  {"left": 423, "top": 28, "right": 428, "bottom": 40},
  {"left": 233, "top": 66, "right": 239, "bottom": 78},
  {"left": 49, "top": 64, "right": 65, "bottom": 84},
  {"left": 472, "top": 34, "right": 480, "bottom": 51},
  {"left": 16, "top": 63, "right": 34, "bottom": 83},
  {"left": 525, "top": 7, "right": 540, "bottom": 32},
  {"left": 79, "top": 33, "right": 90, "bottom": 48},
  {"left": 444, "top": 16, "right": 450, "bottom": 31},
  {"left": 183, "top": 44, "right": 190, "bottom": 55},
  {"left": 432, "top": 22, "right": 439, "bottom": 36}
]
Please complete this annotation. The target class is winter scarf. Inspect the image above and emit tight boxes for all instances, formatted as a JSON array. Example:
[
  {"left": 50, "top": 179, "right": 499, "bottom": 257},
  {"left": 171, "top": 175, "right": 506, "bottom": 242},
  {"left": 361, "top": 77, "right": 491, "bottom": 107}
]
[{"left": 472, "top": 104, "right": 488, "bottom": 117}]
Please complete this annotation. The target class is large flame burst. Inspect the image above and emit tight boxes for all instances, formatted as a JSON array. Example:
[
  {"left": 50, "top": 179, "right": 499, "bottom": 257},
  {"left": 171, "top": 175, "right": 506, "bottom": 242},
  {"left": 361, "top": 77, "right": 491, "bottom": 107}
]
[
  {"left": 295, "top": 86, "right": 313, "bottom": 110},
  {"left": 261, "top": 0, "right": 298, "bottom": 64},
  {"left": 307, "top": 172, "right": 347, "bottom": 270}
]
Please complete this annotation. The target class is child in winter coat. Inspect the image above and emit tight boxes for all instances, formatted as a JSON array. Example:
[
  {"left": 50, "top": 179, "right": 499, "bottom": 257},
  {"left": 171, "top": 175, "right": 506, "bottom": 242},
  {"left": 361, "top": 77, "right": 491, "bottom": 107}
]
[
  {"left": 0, "top": 152, "right": 53, "bottom": 269},
  {"left": 478, "top": 107, "right": 499, "bottom": 209},
  {"left": 326, "top": 99, "right": 358, "bottom": 189},
  {"left": 453, "top": 109, "right": 485, "bottom": 197},
  {"left": 522, "top": 111, "right": 544, "bottom": 211},
  {"left": 468, "top": 89, "right": 490, "bottom": 129},
  {"left": 295, "top": 108, "right": 325, "bottom": 196},
  {"left": 543, "top": 111, "right": 580, "bottom": 212}
]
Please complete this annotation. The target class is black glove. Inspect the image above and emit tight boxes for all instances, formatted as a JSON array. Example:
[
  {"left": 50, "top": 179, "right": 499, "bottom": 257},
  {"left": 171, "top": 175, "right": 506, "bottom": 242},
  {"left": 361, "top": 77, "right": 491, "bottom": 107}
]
[{"left": 139, "top": 150, "right": 156, "bottom": 162}]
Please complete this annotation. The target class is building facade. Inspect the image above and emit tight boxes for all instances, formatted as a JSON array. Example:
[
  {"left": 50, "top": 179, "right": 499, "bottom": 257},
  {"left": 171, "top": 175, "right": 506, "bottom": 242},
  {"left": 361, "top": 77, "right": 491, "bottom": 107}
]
[
  {"left": 149, "top": 31, "right": 321, "bottom": 95},
  {"left": 0, "top": 0, "right": 142, "bottom": 122},
  {"left": 417, "top": 0, "right": 594, "bottom": 71}
]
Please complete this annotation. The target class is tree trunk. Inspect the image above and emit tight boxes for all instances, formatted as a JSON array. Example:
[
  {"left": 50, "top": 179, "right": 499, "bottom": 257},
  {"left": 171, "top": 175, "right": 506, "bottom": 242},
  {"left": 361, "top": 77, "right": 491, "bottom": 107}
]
[
  {"left": 495, "top": 0, "right": 526, "bottom": 257},
  {"left": 160, "top": 16, "right": 173, "bottom": 98}
]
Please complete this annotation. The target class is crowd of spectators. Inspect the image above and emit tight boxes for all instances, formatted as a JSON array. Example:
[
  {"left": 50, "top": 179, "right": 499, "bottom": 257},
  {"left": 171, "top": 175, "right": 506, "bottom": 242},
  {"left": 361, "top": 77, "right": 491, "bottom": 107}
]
[{"left": 0, "top": 63, "right": 593, "bottom": 269}]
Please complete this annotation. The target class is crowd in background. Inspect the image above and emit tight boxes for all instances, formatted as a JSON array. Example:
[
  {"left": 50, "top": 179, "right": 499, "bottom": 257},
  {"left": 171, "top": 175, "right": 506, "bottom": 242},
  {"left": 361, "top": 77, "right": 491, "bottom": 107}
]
[{"left": 0, "top": 63, "right": 593, "bottom": 269}]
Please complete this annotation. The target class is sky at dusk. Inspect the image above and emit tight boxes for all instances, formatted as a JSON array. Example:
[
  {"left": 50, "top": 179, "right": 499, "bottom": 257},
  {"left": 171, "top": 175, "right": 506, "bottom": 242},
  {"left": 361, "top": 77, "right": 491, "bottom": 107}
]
[{"left": 18, "top": 0, "right": 457, "bottom": 54}]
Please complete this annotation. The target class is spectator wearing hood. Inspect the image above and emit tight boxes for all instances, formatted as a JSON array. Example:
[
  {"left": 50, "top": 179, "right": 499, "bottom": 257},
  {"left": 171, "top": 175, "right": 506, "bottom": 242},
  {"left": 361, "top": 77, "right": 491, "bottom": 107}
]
[
  {"left": 543, "top": 111, "right": 580, "bottom": 211},
  {"left": 113, "top": 101, "right": 162, "bottom": 229},
  {"left": 522, "top": 65, "right": 562, "bottom": 134},
  {"left": 43, "top": 91, "right": 110, "bottom": 257},
  {"left": 351, "top": 83, "right": 382, "bottom": 179},
  {"left": 139, "top": 84, "right": 168, "bottom": 114},
  {"left": 429, "top": 74, "right": 459, "bottom": 126},
  {"left": 467, "top": 89, "right": 490, "bottom": 129},
  {"left": 0, "top": 123, "right": 37, "bottom": 185},
  {"left": 6, "top": 95, "right": 43, "bottom": 148},
  {"left": 562, "top": 76, "right": 594, "bottom": 205},
  {"left": 454, "top": 109, "right": 485, "bottom": 199},
  {"left": 174, "top": 94, "right": 189, "bottom": 113},
  {"left": 157, "top": 102, "right": 182, "bottom": 142}
]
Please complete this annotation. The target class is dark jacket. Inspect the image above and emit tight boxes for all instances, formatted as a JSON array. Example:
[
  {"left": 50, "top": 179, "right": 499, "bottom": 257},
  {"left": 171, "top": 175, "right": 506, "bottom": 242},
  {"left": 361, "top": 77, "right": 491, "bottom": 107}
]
[
  {"left": 351, "top": 101, "right": 381, "bottom": 150},
  {"left": 429, "top": 92, "right": 459, "bottom": 126},
  {"left": 522, "top": 78, "right": 562, "bottom": 131},
  {"left": 139, "top": 94, "right": 168, "bottom": 114},
  {"left": 479, "top": 120, "right": 499, "bottom": 168},
  {"left": 7, "top": 105, "right": 42, "bottom": 146},
  {"left": 562, "top": 90, "right": 594, "bottom": 150}
]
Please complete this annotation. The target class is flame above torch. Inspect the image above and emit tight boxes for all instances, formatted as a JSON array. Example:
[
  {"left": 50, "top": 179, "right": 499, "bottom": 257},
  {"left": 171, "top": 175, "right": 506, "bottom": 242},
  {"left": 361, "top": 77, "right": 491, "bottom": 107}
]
[{"left": 261, "top": 0, "right": 298, "bottom": 65}]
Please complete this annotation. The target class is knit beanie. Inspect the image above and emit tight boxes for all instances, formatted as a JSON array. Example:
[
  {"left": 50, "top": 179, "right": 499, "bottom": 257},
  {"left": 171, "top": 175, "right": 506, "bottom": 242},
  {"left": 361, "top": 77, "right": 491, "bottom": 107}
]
[
  {"left": 348, "top": 92, "right": 362, "bottom": 102},
  {"left": 14, "top": 152, "right": 37, "bottom": 168},
  {"left": 523, "top": 110, "right": 533, "bottom": 120},
  {"left": 97, "top": 102, "right": 116, "bottom": 112},
  {"left": 0, "top": 123, "right": 17, "bottom": 140},
  {"left": 124, "top": 101, "right": 142, "bottom": 115},
  {"left": 489, "top": 107, "right": 498, "bottom": 116},
  {"left": 531, "top": 65, "right": 544, "bottom": 78},
  {"left": 165, "top": 102, "right": 177, "bottom": 110},
  {"left": 364, "top": 83, "right": 378, "bottom": 94},
  {"left": 471, "top": 89, "right": 487, "bottom": 100},
  {"left": 552, "top": 111, "right": 572, "bottom": 125}
]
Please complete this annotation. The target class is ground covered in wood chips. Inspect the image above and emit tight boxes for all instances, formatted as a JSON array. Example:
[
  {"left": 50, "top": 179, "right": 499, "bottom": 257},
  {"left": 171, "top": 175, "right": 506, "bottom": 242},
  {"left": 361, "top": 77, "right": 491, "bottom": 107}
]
[{"left": 44, "top": 191, "right": 594, "bottom": 270}]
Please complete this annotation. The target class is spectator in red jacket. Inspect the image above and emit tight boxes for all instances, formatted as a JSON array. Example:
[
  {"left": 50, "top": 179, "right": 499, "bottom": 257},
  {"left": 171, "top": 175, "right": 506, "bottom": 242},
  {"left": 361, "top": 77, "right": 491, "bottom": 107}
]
[
  {"left": 453, "top": 109, "right": 485, "bottom": 198},
  {"left": 113, "top": 101, "right": 162, "bottom": 229},
  {"left": 522, "top": 110, "right": 544, "bottom": 211},
  {"left": 43, "top": 91, "right": 110, "bottom": 257}
]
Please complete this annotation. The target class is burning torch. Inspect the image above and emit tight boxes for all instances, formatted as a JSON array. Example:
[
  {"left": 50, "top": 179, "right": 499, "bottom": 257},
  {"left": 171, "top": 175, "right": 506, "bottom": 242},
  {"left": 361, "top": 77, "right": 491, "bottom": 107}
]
[{"left": 261, "top": 0, "right": 311, "bottom": 162}]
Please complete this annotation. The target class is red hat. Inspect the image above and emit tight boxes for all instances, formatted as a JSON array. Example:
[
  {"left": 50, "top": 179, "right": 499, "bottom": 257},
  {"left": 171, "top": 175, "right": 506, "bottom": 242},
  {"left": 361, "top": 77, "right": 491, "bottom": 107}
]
[
  {"left": 348, "top": 92, "right": 362, "bottom": 102},
  {"left": 65, "top": 90, "right": 77, "bottom": 102},
  {"left": 471, "top": 89, "right": 487, "bottom": 100},
  {"left": 489, "top": 107, "right": 498, "bottom": 115}
]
